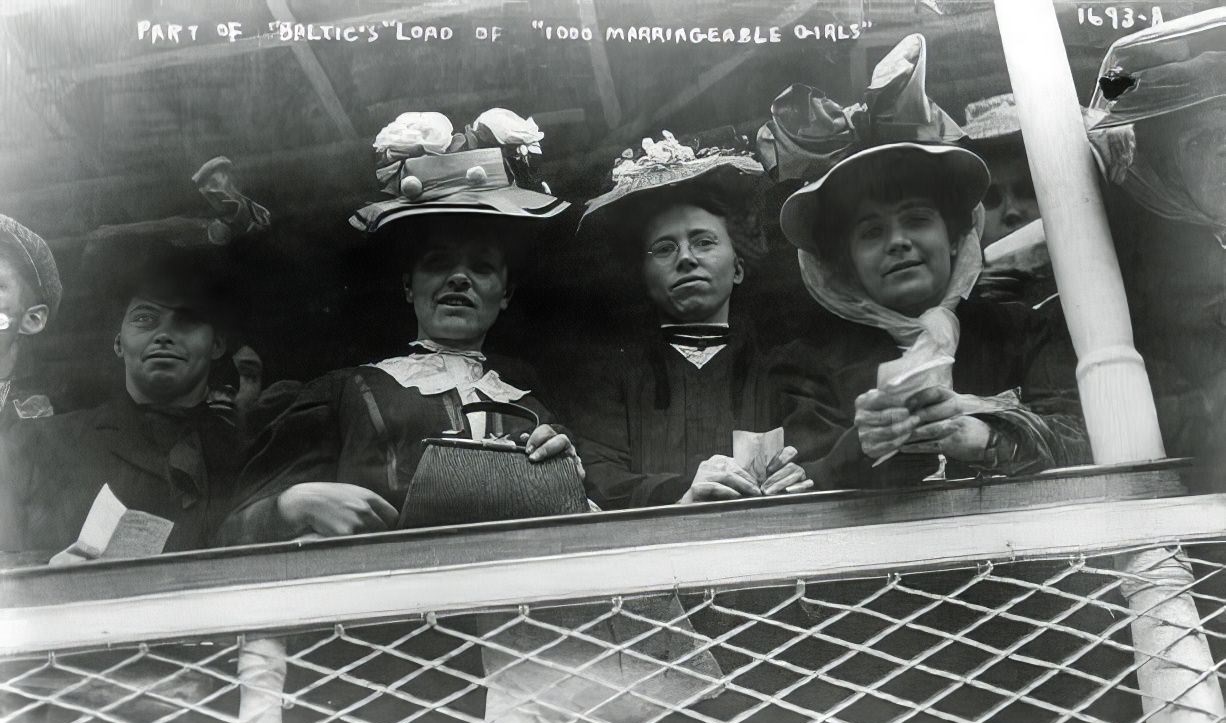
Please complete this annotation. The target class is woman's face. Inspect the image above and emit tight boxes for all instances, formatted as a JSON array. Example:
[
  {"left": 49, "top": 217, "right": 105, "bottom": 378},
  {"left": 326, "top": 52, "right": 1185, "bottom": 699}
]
[
  {"left": 406, "top": 231, "right": 510, "bottom": 351},
  {"left": 846, "top": 197, "right": 954, "bottom": 317},
  {"left": 640, "top": 204, "right": 743, "bottom": 324},
  {"left": 1172, "top": 104, "right": 1226, "bottom": 221}
]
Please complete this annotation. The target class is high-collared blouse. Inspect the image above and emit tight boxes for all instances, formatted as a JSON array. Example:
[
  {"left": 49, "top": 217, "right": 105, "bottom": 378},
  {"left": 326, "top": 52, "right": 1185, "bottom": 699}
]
[{"left": 370, "top": 340, "right": 530, "bottom": 439}]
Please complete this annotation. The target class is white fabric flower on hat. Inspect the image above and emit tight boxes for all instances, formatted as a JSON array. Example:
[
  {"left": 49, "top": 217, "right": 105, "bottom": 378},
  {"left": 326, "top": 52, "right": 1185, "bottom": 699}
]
[
  {"left": 374, "top": 112, "right": 454, "bottom": 156},
  {"left": 473, "top": 108, "right": 544, "bottom": 156},
  {"left": 641, "top": 130, "right": 696, "bottom": 164}
]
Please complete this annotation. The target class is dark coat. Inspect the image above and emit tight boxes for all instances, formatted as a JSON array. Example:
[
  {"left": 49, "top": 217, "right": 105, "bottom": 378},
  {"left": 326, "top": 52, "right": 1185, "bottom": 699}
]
[
  {"left": 573, "top": 329, "right": 765, "bottom": 509},
  {"left": 0, "top": 397, "right": 243, "bottom": 561},
  {"left": 222, "top": 356, "right": 559, "bottom": 544},
  {"left": 1106, "top": 191, "right": 1226, "bottom": 457},
  {"left": 762, "top": 301, "right": 1091, "bottom": 489}
]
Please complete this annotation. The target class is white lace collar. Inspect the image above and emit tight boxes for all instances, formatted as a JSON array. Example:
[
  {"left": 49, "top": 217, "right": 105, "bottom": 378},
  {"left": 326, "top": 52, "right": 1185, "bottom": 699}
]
[{"left": 366, "top": 342, "right": 528, "bottom": 402}]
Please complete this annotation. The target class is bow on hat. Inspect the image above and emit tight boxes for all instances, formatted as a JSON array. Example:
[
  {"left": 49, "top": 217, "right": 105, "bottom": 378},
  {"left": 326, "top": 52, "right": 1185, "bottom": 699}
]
[{"left": 757, "top": 33, "right": 965, "bottom": 182}]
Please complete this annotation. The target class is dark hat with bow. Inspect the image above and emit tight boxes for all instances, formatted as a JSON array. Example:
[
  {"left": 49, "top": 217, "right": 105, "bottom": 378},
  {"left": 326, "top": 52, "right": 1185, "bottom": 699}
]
[
  {"left": 0, "top": 215, "right": 62, "bottom": 320},
  {"left": 761, "top": 34, "right": 989, "bottom": 254},
  {"left": 350, "top": 108, "right": 569, "bottom": 234},
  {"left": 1088, "top": 7, "right": 1226, "bottom": 130}
]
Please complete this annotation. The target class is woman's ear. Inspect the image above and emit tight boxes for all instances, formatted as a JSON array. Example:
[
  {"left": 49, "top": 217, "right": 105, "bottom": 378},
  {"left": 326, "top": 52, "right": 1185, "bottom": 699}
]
[
  {"left": 18, "top": 304, "right": 48, "bottom": 336},
  {"left": 500, "top": 283, "right": 515, "bottom": 310},
  {"left": 113, "top": 334, "right": 123, "bottom": 358},
  {"left": 210, "top": 333, "right": 227, "bottom": 361},
  {"left": 732, "top": 256, "right": 745, "bottom": 285},
  {"left": 402, "top": 273, "right": 413, "bottom": 304}
]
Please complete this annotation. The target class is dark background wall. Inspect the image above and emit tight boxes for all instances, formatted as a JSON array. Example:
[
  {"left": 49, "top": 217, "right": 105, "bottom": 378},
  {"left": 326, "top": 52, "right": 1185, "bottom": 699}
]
[{"left": 2, "top": 0, "right": 1218, "bottom": 418}]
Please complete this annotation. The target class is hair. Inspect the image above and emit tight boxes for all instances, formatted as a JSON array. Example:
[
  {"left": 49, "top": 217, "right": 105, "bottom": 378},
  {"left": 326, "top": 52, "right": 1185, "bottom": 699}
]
[
  {"left": 0, "top": 239, "right": 43, "bottom": 310},
  {"left": 383, "top": 214, "right": 529, "bottom": 288},
  {"left": 817, "top": 151, "right": 976, "bottom": 272},
  {"left": 618, "top": 182, "right": 764, "bottom": 267},
  {"left": 110, "top": 249, "right": 240, "bottom": 337}
]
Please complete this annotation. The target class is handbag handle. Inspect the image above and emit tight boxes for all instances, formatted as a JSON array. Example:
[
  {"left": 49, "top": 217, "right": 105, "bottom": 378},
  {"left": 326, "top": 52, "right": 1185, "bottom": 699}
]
[{"left": 459, "top": 400, "right": 541, "bottom": 431}]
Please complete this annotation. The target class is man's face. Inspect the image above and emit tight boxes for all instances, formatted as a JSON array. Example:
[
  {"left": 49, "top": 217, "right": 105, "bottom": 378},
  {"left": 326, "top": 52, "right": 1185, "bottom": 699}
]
[
  {"left": 847, "top": 197, "right": 954, "bottom": 317},
  {"left": 1174, "top": 104, "right": 1226, "bottom": 221},
  {"left": 980, "top": 152, "right": 1039, "bottom": 246},
  {"left": 407, "top": 233, "right": 509, "bottom": 350},
  {"left": 116, "top": 295, "right": 224, "bottom": 406},
  {"left": 0, "top": 256, "right": 46, "bottom": 344},
  {"left": 640, "top": 204, "right": 743, "bottom": 324}
]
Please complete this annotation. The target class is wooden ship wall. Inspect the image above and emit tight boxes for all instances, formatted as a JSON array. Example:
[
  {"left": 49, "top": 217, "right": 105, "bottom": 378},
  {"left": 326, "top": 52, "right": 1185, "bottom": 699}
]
[{"left": 1, "top": 0, "right": 1214, "bottom": 417}]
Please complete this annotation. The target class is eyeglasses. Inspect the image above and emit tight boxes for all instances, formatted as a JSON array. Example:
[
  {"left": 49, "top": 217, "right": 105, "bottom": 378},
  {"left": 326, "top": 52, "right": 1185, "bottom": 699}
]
[{"left": 646, "top": 235, "right": 723, "bottom": 261}]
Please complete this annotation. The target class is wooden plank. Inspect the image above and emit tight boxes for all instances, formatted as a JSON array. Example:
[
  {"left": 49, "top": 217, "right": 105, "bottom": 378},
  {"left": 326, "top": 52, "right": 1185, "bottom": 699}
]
[
  {"left": 576, "top": 0, "right": 622, "bottom": 129},
  {"left": 0, "top": 0, "right": 77, "bottom": 18},
  {"left": 597, "top": 0, "right": 823, "bottom": 145},
  {"left": 2, "top": 491, "right": 1224, "bottom": 657},
  {"left": 0, "top": 463, "right": 1193, "bottom": 609},
  {"left": 265, "top": 0, "right": 359, "bottom": 140}
]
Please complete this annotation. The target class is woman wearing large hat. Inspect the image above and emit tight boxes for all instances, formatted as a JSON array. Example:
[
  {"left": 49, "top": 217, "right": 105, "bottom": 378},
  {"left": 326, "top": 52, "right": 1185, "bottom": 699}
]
[
  {"left": 761, "top": 34, "right": 1091, "bottom": 488},
  {"left": 572, "top": 128, "right": 811, "bottom": 509},
  {"left": 221, "top": 107, "right": 576, "bottom": 541},
  {"left": 218, "top": 110, "right": 722, "bottom": 723}
]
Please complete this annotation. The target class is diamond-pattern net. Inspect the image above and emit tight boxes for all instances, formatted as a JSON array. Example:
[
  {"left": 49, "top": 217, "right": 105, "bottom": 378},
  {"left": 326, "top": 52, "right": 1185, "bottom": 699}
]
[{"left": 4, "top": 543, "right": 1225, "bottom": 723}]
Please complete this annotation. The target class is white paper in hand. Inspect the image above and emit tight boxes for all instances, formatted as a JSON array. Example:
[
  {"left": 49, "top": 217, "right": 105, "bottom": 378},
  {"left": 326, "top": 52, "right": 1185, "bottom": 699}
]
[
  {"left": 880, "top": 356, "right": 955, "bottom": 400},
  {"left": 871, "top": 356, "right": 956, "bottom": 469},
  {"left": 49, "top": 484, "right": 174, "bottom": 566},
  {"left": 733, "top": 427, "right": 785, "bottom": 485}
]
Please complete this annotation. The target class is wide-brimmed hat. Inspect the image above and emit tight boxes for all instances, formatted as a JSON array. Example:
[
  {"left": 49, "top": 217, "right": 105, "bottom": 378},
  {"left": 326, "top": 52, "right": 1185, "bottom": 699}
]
[
  {"left": 0, "top": 215, "right": 61, "bottom": 320},
  {"left": 779, "top": 143, "right": 989, "bottom": 255},
  {"left": 350, "top": 108, "right": 569, "bottom": 234},
  {"left": 1088, "top": 7, "right": 1226, "bottom": 129},
  {"left": 577, "top": 128, "right": 767, "bottom": 255},
  {"left": 963, "top": 93, "right": 1098, "bottom": 148},
  {"left": 962, "top": 93, "right": 1023, "bottom": 142}
]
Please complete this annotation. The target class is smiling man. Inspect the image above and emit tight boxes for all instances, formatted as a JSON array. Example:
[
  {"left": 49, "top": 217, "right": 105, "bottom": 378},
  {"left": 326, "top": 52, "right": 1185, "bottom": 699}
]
[{"left": 0, "top": 249, "right": 244, "bottom": 562}]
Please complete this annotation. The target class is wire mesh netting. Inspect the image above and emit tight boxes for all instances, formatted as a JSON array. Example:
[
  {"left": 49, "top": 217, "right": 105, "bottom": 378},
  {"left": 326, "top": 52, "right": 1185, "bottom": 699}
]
[{"left": 3, "top": 542, "right": 1225, "bottom": 723}]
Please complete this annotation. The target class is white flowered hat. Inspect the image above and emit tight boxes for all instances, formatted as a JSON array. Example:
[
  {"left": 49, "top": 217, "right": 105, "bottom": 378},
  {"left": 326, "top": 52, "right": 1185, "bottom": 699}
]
[
  {"left": 577, "top": 128, "right": 767, "bottom": 256},
  {"left": 350, "top": 108, "right": 569, "bottom": 233}
]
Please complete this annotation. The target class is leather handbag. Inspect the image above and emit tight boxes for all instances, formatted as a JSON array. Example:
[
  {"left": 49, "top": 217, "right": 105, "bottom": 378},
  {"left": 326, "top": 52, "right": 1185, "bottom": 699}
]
[{"left": 399, "top": 399, "right": 587, "bottom": 528}]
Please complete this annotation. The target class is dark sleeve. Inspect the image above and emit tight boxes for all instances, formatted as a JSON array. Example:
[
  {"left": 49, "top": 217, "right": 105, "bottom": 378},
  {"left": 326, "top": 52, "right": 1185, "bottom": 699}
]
[
  {"left": 216, "top": 373, "right": 345, "bottom": 546},
  {"left": 571, "top": 351, "right": 688, "bottom": 509},
  {"left": 972, "top": 303, "right": 1093, "bottom": 474},
  {"left": 0, "top": 424, "right": 36, "bottom": 554},
  {"left": 0, "top": 419, "right": 86, "bottom": 561},
  {"left": 760, "top": 341, "right": 882, "bottom": 489}
]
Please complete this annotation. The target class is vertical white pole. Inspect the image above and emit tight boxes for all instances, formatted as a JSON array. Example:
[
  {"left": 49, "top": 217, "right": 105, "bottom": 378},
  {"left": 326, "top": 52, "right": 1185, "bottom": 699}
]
[
  {"left": 237, "top": 636, "right": 286, "bottom": 723},
  {"left": 992, "top": 1, "right": 1224, "bottom": 720}
]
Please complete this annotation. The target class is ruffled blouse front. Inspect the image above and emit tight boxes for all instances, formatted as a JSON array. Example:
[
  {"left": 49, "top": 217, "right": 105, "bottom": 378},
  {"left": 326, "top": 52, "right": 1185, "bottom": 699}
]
[{"left": 367, "top": 339, "right": 529, "bottom": 438}]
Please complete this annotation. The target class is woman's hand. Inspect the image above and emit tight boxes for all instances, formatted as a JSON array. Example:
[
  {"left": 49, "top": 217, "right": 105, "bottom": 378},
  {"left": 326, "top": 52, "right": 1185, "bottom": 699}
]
[
  {"left": 679, "top": 455, "right": 761, "bottom": 504},
  {"left": 900, "top": 416, "right": 992, "bottom": 462},
  {"left": 522, "top": 424, "right": 585, "bottom": 479},
  {"left": 854, "top": 389, "right": 921, "bottom": 459},
  {"left": 901, "top": 387, "right": 992, "bottom": 462},
  {"left": 276, "top": 482, "right": 399, "bottom": 537},
  {"left": 760, "top": 446, "right": 814, "bottom": 495}
]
